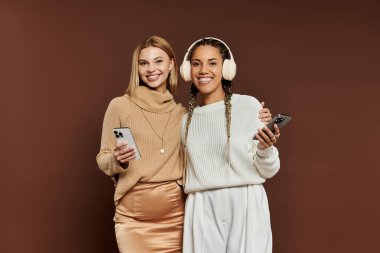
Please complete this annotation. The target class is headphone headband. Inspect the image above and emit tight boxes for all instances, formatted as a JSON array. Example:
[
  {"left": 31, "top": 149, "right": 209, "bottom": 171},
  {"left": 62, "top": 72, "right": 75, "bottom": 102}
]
[{"left": 182, "top": 37, "right": 235, "bottom": 62}]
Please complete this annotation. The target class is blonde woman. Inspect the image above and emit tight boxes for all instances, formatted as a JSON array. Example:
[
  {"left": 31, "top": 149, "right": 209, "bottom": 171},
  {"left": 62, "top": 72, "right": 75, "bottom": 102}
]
[
  {"left": 181, "top": 37, "right": 281, "bottom": 253},
  {"left": 96, "top": 36, "right": 273, "bottom": 253}
]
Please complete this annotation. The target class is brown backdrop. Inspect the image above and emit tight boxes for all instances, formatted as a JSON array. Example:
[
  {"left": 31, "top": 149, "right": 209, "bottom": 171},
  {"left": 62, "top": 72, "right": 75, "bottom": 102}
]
[{"left": 1, "top": 0, "right": 379, "bottom": 252}]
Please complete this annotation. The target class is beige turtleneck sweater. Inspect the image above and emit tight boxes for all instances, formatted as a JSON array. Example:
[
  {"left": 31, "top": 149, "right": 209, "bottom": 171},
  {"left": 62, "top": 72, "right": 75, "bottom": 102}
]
[{"left": 96, "top": 86, "right": 186, "bottom": 204}]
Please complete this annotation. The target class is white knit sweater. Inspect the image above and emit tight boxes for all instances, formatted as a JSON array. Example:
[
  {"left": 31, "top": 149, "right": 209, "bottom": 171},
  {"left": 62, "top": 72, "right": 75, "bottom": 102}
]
[{"left": 181, "top": 94, "right": 280, "bottom": 193}]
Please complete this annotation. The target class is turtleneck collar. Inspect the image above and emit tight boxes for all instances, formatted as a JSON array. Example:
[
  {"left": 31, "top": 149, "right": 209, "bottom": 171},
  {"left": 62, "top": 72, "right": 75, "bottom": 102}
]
[{"left": 126, "top": 85, "right": 176, "bottom": 113}]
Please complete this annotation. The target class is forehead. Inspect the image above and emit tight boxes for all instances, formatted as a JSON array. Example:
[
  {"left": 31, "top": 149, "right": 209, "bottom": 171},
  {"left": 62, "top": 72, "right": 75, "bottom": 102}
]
[
  {"left": 139, "top": 46, "right": 169, "bottom": 60},
  {"left": 191, "top": 45, "right": 222, "bottom": 60}
]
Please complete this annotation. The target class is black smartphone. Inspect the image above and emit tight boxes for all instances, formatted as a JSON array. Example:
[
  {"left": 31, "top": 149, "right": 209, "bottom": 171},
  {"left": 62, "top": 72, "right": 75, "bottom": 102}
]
[{"left": 253, "top": 114, "right": 292, "bottom": 140}]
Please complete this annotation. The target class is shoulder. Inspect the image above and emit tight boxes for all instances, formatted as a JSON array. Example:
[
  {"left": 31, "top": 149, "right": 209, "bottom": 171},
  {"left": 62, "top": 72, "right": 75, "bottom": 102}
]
[
  {"left": 170, "top": 103, "right": 187, "bottom": 123},
  {"left": 232, "top": 94, "right": 262, "bottom": 110},
  {"left": 175, "top": 103, "right": 187, "bottom": 115},
  {"left": 108, "top": 94, "right": 132, "bottom": 107},
  {"left": 105, "top": 95, "right": 134, "bottom": 114}
]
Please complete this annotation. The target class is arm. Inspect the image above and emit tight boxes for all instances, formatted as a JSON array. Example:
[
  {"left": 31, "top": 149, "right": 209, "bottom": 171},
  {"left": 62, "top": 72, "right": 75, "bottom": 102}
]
[
  {"left": 96, "top": 100, "right": 134, "bottom": 176},
  {"left": 253, "top": 124, "right": 281, "bottom": 178},
  {"left": 246, "top": 96, "right": 280, "bottom": 178}
]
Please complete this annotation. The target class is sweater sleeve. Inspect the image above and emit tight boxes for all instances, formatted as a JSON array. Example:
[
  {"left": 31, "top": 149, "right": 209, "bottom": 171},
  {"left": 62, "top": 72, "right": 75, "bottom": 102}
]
[
  {"left": 96, "top": 99, "right": 127, "bottom": 176},
  {"left": 253, "top": 145, "right": 280, "bottom": 179},
  {"left": 246, "top": 95, "right": 280, "bottom": 179}
]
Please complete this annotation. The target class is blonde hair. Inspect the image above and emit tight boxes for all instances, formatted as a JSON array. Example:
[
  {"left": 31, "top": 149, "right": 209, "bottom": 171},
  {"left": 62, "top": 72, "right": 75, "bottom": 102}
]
[{"left": 126, "top": 35, "right": 178, "bottom": 95}]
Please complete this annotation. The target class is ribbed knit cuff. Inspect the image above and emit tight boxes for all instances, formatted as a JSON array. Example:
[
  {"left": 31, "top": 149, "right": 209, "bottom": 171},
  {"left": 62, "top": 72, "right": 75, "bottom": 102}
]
[
  {"left": 256, "top": 146, "right": 274, "bottom": 158},
  {"left": 110, "top": 155, "right": 128, "bottom": 173}
]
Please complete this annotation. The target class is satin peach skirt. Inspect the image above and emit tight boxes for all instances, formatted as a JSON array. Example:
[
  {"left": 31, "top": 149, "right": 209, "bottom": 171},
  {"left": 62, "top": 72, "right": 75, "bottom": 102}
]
[{"left": 114, "top": 181, "right": 185, "bottom": 253}]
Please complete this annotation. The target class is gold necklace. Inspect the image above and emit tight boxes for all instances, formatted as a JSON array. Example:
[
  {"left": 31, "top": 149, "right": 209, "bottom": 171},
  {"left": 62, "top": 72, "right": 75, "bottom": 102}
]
[{"left": 140, "top": 109, "right": 173, "bottom": 154}]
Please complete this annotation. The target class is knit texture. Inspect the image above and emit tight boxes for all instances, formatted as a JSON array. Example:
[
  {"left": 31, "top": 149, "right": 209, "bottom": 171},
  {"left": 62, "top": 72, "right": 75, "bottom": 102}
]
[
  {"left": 96, "top": 86, "right": 186, "bottom": 204},
  {"left": 181, "top": 94, "right": 280, "bottom": 193}
]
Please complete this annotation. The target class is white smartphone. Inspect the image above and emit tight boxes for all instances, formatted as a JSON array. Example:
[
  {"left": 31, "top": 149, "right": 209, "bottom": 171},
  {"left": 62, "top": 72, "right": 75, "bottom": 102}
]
[
  {"left": 253, "top": 114, "right": 292, "bottom": 140},
  {"left": 113, "top": 127, "right": 141, "bottom": 160}
]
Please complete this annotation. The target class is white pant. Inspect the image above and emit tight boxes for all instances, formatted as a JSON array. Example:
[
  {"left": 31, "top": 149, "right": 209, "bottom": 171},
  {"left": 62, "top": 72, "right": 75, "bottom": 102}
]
[{"left": 183, "top": 185, "right": 272, "bottom": 253}]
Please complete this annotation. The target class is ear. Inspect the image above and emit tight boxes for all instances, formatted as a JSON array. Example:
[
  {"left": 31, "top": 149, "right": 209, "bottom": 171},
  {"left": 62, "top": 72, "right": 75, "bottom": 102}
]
[{"left": 169, "top": 58, "right": 174, "bottom": 72}]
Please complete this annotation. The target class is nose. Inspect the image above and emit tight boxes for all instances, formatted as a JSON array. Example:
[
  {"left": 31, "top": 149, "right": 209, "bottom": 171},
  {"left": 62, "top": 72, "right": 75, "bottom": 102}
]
[
  {"left": 199, "top": 64, "right": 208, "bottom": 75},
  {"left": 147, "top": 64, "right": 155, "bottom": 73}
]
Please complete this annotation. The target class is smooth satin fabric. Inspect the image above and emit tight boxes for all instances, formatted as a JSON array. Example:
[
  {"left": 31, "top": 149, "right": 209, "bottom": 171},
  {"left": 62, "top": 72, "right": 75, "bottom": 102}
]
[{"left": 114, "top": 181, "right": 185, "bottom": 253}]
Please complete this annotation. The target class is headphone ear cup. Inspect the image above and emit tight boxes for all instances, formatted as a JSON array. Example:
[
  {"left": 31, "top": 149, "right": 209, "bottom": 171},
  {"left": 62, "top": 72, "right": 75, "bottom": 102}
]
[
  {"left": 180, "top": 60, "right": 192, "bottom": 82},
  {"left": 222, "top": 59, "right": 237, "bottom": 81}
]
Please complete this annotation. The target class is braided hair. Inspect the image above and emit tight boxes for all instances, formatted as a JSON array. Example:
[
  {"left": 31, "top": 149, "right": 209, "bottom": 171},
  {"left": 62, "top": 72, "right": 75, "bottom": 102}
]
[{"left": 184, "top": 38, "right": 233, "bottom": 162}]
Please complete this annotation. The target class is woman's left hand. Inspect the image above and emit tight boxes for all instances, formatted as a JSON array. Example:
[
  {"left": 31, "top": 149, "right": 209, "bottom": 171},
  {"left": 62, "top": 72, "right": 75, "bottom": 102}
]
[
  {"left": 259, "top": 101, "right": 272, "bottom": 124},
  {"left": 255, "top": 124, "right": 281, "bottom": 150}
]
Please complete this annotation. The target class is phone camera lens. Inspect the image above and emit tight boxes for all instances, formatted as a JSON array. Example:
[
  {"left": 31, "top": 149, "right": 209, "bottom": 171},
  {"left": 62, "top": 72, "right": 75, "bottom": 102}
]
[{"left": 275, "top": 115, "right": 284, "bottom": 123}]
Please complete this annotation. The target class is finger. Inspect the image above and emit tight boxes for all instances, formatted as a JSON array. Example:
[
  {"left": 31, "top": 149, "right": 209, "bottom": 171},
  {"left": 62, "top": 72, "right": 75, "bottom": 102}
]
[
  {"left": 261, "top": 101, "right": 265, "bottom": 107},
  {"left": 118, "top": 149, "right": 136, "bottom": 160},
  {"left": 114, "top": 146, "right": 133, "bottom": 157},
  {"left": 261, "top": 128, "right": 276, "bottom": 145},
  {"left": 260, "top": 115, "right": 271, "bottom": 121},
  {"left": 274, "top": 124, "right": 281, "bottom": 137},
  {"left": 118, "top": 153, "right": 135, "bottom": 163},
  {"left": 119, "top": 146, "right": 135, "bottom": 154},
  {"left": 258, "top": 128, "right": 273, "bottom": 145},
  {"left": 260, "top": 113, "right": 272, "bottom": 120},
  {"left": 120, "top": 155, "right": 136, "bottom": 163},
  {"left": 255, "top": 133, "right": 269, "bottom": 149},
  {"left": 262, "top": 126, "right": 275, "bottom": 140},
  {"left": 258, "top": 111, "right": 270, "bottom": 119},
  {"left": 261, "top": 117, "right": 271, "bottom": 125},
  {"left": 117, "top": 141, "right": 129, "bottom": 148}
]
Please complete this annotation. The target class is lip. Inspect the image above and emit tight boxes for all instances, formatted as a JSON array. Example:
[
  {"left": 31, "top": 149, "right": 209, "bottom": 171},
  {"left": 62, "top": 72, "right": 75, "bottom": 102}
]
[
  {"left": 146, "top": 74, "right": 160, "bottom": 81},
  {"left": 197, "top": 76, "right": 213, "bottom": 84}
]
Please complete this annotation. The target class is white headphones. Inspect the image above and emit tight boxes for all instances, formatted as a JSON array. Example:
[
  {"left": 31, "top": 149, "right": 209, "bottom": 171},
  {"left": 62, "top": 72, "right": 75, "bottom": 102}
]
[{"left": 180, "top": 37, "right": 237, "bottom": 82}]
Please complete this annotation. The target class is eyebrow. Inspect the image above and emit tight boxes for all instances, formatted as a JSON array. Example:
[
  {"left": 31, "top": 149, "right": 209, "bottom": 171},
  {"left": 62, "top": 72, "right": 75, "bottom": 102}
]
[
  {"left": 192, "top": 58, "right": 218, "bottom": 61},
  {"left": 139, "top": 56, "right": 164, "bottom": 62}
]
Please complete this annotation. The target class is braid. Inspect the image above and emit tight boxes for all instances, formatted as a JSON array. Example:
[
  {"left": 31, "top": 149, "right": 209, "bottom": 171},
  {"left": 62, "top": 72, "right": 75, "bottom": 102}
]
[
  {"left": 184, "top": 83, "right": 198, "bottom": 147},
  {"left": 185, "top": 38, "right": 234, "bottom": 164},
  {"left": 222, "top": 80, "right": 233, "bottom": 163}
]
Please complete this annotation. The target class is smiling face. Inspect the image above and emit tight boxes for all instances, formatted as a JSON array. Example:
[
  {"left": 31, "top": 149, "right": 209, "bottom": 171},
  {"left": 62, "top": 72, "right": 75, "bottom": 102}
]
[
  {"left": 138, "top": 46, "right": 174, "bottom": 93},
  {"left": 190, "top": 45, "right": 225, "bottom": 103}
]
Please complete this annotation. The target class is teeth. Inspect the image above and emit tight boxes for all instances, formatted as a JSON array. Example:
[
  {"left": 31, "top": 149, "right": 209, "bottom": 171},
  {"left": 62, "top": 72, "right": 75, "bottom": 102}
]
[
  {"left": 147, "top": 75, "right": 159, "bottom": 81},
  {"left": 198, "top": 77, "right": 212, "bottom": 83}
]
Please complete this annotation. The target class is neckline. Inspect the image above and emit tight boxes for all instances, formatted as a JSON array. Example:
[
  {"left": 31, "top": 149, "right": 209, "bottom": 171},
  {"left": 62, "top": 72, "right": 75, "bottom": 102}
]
[
  {"left": 193, "top": 94, "right": 237, "bottom": 115},
  {"left": 126, "top": 85, "right": 176, "bottom": 113}
]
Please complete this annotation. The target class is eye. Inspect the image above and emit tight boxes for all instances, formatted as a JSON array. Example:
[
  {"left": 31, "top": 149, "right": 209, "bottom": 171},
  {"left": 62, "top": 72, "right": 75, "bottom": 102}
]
[
  {"left": 210, "top": 61, "right": 217, "bottom": 66},
  {"left": 191, "top": 62, "right": 200, "bottom": 67},
  {"left": 155, "top": 59, "right": 163, "bottom": 64},
  {"left": 139, "top": 61, "right": 147, "bottom": 66}
]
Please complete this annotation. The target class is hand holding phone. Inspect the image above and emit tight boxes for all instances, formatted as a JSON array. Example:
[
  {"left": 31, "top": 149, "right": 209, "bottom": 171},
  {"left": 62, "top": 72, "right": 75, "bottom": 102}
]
[
  {"left": 113, "top": 127, "right": 141, "bottom": 160},
  {"left": 253, "top": 114, "right": 292, "bottom": 140}
]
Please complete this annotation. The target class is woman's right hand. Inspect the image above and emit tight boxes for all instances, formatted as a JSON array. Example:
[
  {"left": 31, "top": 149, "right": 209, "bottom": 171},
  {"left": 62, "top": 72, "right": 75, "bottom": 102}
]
[
  {"left": 114, "top": 141, "right": 136, "bottom": 164},
  {"left": 255, "top": 124, "right": 280, "bottom": 150}
]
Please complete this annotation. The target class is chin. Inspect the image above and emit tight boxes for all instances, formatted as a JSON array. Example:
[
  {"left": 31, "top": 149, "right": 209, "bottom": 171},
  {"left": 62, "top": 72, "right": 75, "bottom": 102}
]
[
  {"left": 196, "top": 87, "right": 213, "bottom": 95},
  {"left": 145, "top": 80, "right": 163, "bottom": 89},
  {"left": 194, "top": 84, "right": 215, "bottom": 94}
]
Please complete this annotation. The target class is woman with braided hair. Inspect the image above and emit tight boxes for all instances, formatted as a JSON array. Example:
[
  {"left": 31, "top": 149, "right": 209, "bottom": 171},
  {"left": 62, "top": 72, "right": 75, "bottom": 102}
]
[
  {"left": 96, "top": 35, "right": 273, "bottom": 253},
  {"left": 180, "top": 37, "right": 281, "bottom": 253}
]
